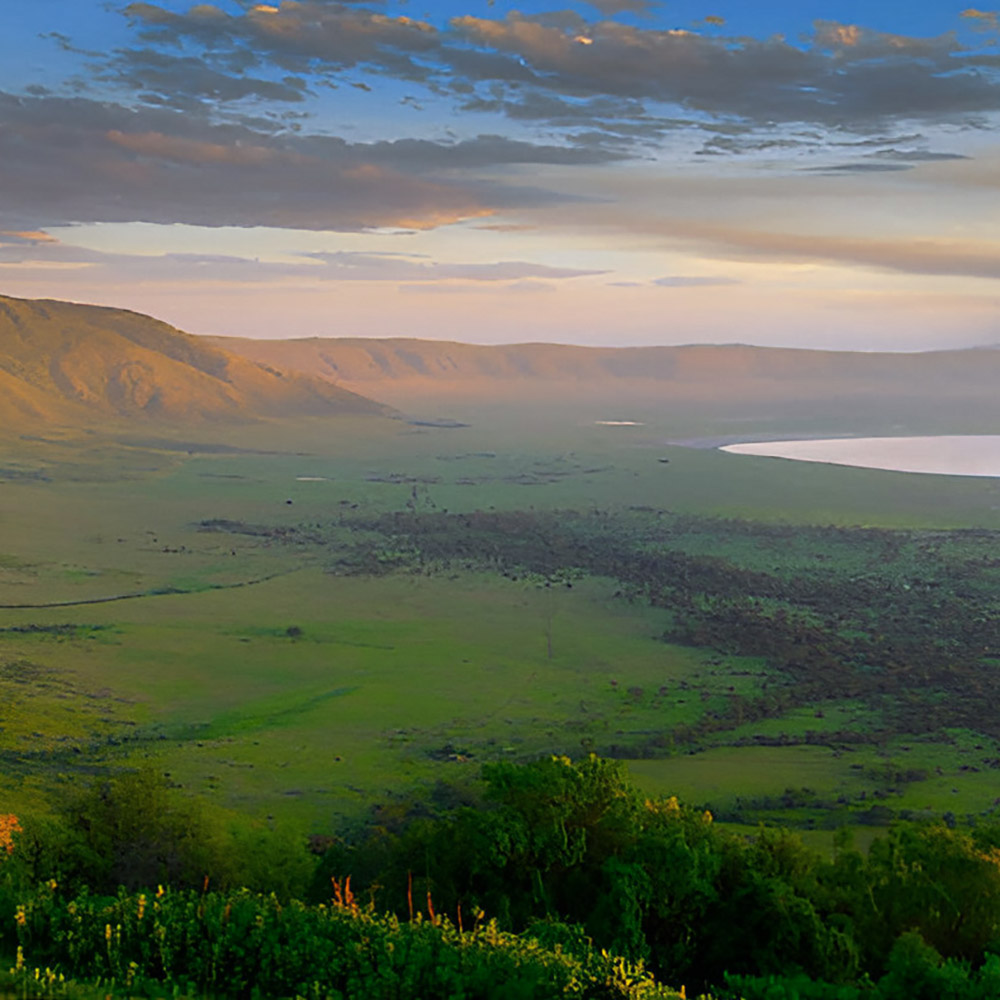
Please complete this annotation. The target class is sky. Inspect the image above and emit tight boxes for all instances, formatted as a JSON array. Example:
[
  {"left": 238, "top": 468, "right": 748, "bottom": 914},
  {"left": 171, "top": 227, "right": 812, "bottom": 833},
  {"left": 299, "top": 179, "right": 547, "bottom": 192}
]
[{"left": 0, "top": 1, "right": 998, "bottom": 349}]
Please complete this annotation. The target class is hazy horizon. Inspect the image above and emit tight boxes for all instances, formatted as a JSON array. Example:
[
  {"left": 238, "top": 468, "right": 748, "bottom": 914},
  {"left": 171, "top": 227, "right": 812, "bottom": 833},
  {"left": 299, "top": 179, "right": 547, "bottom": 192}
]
[{"left": 7, "top": 286, "right": 1000, "bottom": 354}]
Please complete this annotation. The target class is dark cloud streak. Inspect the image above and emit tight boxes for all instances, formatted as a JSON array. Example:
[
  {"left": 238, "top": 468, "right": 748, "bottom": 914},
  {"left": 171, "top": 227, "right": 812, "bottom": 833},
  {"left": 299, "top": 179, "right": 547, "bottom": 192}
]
[{"left": 0, "top": 90, "right": 624, "bottom": 231}]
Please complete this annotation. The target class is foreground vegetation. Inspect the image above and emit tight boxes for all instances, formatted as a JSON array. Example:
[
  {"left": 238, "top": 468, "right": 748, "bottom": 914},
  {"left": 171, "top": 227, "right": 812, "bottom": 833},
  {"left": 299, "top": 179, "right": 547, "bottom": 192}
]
[
  {"left": 5, "top": 758, "right": 1000, "bottom": 998},
  {"left": 1, "top": 884, "right": 677, "bottom": 1000}
]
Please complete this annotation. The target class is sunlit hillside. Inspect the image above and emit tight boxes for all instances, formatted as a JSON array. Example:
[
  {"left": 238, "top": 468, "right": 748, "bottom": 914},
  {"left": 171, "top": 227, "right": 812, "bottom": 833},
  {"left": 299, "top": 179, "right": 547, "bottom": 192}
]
[{"left": 0, "top": 295, "right": 391, "bottom": 427}]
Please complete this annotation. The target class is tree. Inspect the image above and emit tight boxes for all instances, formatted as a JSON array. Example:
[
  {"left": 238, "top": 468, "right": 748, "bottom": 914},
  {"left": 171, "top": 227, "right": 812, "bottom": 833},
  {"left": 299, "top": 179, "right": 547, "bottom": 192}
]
[{"left": 54, "top": 767, "right": 237, "bottom": 893}]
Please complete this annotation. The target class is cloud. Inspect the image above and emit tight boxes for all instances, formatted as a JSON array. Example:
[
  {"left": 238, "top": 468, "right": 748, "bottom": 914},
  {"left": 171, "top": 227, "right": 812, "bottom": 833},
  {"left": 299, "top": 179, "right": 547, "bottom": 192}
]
[
  {"left": 398, "top": 278, "right": 558, "bottom": 293},
  {"left": 583, "top": 0, "right": 658, "bottom": 17},
  {"left": 652, "top": 223, "right": 1000, "bottom": 281},
  {"left": 505, "top": 279, "right": 558, "bottom": 292},
  {"left": 299, "top": 251, "right": 605, "bottom": 281},
  {"left": 871, "top": 149, "right": 971, "bottom": 163},
  {"left": 355, "top": 133, "right": 627, "bottom": 168},
  {"left": 447, "top": 14, "right": 1000, "bottom": 129},
  {"left": 0, "top": 230, "right": 59, "bottom": 245},
  {"left": 104, "top": 129, "right": 308, "bottom": 167},
  {"left": 0, "top": 91, "right": 619, "bottom": 232},
  {"left": 961, "top": 9, "right": 1000, "bottom": 31},
  {"left": 803, "top": 162, "right": 913, "bottom": 174},
  {"left": 0, "top": 241, "right": 604, "bottom": 286},
  {"left": 124, "top": 1, "right": 444, "bottom": 85},
  {"left": 802, "top": 148, "right": 971, "bottom": 173},
  {"left": 114, "top": 3, "right": 1000, "bottom": 149},
  {"left": 6, "top": 5, "right": 999, "bottom": 251},
  {"left": 97, "top": 47, "right": 310, "bottom": 112},
  {"left": 457, "top": 90, "right": 680, "bottom": 148},
  {"left": 652, "top": 275, "right": 740, "bottom": 287}
]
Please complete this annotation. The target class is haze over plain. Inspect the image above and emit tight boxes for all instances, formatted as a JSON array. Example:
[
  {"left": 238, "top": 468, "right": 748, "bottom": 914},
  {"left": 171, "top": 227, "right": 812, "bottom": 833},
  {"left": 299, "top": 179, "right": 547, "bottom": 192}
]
[
  {"left": 11, "top": 12, "right": 1000, "bottom": 992},
  {"left": 1, "top": 1, "right": 998, "bottom": 351}
]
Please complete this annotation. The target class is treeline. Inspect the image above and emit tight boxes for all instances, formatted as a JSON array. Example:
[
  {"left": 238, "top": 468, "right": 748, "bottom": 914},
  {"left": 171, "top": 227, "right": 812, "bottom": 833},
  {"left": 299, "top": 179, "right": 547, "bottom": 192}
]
[{"left": 5, "top": 758, "right": 1000, "bottom": 998}]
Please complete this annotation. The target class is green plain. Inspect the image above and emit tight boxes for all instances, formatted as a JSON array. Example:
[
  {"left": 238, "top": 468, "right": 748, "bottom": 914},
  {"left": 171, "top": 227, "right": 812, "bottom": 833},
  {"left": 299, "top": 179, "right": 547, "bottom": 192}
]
[{"left": 4, "top": 401, "right": 1000, "bottom": 839}]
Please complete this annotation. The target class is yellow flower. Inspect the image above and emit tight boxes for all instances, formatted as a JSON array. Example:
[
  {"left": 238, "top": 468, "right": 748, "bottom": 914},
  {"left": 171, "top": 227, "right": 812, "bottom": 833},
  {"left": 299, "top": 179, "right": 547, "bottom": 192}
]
[
  {"left": 105, "top": 923, "right": 112, "bottom": 942},
  {"left": 702, "top": 809, "right": 713, "bottom": 824},
  {"left": 156, "top": 884, "right": 165, "bottom": 899},
  {"left": 47, "top": 879, "right": 58, "bottom": 891},
  {"left": 15, "top": 906, "right": 26, "bottom": 926},
  {"left": 15, "top": 945, "right": 23, "bottom": 971},
  {"left": 137, "top": 894, "right": 147, "bottom": 920}
]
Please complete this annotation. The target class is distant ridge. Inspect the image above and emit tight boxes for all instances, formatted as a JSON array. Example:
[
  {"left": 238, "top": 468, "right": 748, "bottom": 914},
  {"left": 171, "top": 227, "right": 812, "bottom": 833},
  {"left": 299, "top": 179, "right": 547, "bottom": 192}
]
[
  {"left": 205, "top": 334, "right": 1000, "bottom": 407},
  {"left": 0, "top": 295, "right": 392, "bottom": 427}
]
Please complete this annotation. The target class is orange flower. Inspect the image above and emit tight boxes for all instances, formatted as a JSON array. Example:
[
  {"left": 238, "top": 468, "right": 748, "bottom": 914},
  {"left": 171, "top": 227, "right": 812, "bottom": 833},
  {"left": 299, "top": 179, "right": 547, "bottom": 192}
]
[{"left": 0, "top": 814, "right": 22, "bottom": 857}]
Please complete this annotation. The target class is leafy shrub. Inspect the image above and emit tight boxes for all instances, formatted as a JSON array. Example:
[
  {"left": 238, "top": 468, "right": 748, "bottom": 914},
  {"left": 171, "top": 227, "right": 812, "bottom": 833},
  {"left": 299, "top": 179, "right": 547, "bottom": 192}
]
[{"left": 2, "top": 882, "right": 687, "bottom": 1000}]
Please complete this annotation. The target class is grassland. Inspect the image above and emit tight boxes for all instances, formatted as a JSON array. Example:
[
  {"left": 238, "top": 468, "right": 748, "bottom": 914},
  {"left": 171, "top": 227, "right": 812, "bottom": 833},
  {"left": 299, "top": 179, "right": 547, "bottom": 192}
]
[{"left": 4, "top": 400, "right": 1000, "bottom": 840}]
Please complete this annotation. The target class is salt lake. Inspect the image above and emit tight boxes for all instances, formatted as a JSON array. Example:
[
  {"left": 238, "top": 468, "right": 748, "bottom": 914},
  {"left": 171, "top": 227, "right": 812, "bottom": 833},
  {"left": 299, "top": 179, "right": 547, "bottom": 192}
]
[{"left": 720, "top": 436, "right": 1000, "bottom": 478}]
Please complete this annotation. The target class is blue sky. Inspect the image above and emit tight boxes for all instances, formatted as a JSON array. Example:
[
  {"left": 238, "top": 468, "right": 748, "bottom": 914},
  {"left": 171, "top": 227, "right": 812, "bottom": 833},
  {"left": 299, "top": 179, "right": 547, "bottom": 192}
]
[{"left": 0, "top": 1, "right": 998, "bottom": 349}]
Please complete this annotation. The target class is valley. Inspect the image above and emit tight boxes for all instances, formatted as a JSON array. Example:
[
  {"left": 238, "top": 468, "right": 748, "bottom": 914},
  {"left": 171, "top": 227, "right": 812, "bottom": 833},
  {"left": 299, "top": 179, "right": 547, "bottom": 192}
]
[{"left": 4, "top": 315, "right": 1000, "bottom": 846}]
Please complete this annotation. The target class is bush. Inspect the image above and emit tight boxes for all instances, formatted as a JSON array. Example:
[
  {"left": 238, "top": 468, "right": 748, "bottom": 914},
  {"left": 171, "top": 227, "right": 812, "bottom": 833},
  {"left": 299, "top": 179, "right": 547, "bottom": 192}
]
[
  {"left": 2, "top": 882, "right": 687, "bottom": 1000},
  {"left": 4, "top": 769, "right": 314, "bottom": 901}
]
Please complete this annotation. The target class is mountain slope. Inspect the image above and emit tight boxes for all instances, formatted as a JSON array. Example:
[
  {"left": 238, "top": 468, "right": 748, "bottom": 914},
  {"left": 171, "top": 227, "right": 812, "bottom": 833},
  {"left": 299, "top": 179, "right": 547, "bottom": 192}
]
[
  {"left": 205, "top": 334, "right": 1000, "bottom": 405},
  {"left": 0, "top": 295, "right": 392, "bottom": 425}
]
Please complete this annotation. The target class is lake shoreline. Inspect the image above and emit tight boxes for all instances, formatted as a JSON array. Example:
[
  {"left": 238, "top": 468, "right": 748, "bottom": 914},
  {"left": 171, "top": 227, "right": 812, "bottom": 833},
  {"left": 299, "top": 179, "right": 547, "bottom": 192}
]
[
  {"left": 664, "top": 431, "right": 868, "bottom": 451},
  {"left": 717, "top": 435, "right": 1000, "bottom": 479}
]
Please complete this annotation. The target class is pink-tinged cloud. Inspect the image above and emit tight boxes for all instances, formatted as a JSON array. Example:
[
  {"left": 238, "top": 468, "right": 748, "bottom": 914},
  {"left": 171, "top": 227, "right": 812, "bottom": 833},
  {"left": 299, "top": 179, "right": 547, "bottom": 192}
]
[
  {"left": 961, "top": 8, "right": 1000, "bottom": 30},
  {"left": 0, "top": 243, "right": 606, "bottom": 286},
  {"left": 654, "top": 223, "right": 1000, "bottom": 281},
  {"left": 105, "top": 130, "right": 309, "bottom": 167},
  {"left": 0, "top": 230, "right": 59, "bottom": 244}
]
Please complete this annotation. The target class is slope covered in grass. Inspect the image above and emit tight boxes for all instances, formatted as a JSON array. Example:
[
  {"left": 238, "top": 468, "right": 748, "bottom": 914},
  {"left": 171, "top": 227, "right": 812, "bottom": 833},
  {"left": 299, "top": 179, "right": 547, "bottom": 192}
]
[{"left": 0, "top": 294, "right": 392, "bottom": 427}]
